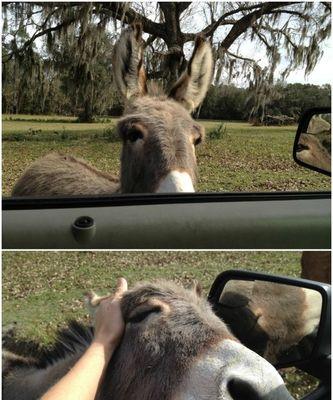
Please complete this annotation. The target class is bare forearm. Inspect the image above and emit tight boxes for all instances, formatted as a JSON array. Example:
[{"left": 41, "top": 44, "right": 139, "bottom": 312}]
[
  {"left": 41, "top": 278, "right": 127, "bottom": 400},
  {"left": 41, "top": 341, "right": 115, "bottom": 400}
]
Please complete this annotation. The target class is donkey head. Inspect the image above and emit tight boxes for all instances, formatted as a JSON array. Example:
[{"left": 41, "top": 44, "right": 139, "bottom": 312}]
[
  {"left": 112, "top": 24, "right": 213, "bottom": 193},
  {"left": 297, "top": 133, "right": 331, "bottom": 172},
  {"left": 3, "top": 281, "right": 294, "bottom": 400},
  {"left": 97, "top": 281, "right": 293, "bottom": 400}
]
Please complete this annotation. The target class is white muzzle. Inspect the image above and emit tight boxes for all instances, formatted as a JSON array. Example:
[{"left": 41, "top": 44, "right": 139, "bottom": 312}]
[{"left": 156, "top": 171, "right": 195, "bottom": 193}]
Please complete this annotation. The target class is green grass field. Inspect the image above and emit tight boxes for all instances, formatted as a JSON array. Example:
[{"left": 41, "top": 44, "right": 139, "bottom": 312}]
[
  {"left": 2, "top": 114, "right": 330, "bottom": 195},
  {"left": 2, "top": 250, "right": 317, "bottom": 398},
  {"left": 3, "top": 251, "right": 303, "bottom": 341}
]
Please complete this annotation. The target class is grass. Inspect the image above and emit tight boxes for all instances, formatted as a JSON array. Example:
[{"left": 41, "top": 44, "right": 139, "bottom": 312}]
[
  {"left": 2, "top": 114, "right": 78, "bottom": 122},
  {"left": 2, "top": 120, "right": 117, "bottom": 142},
  {"left": 2, "top": 251, "right": 317, "bottom": 398},
  {"left": 2, "top": 115, "right": 330, "bottom": 195},
  {"left": 3, "top": 251, "right": 304, "bottom": 341},
  {"left": 2, "top": 114, "right": 116, "bottom": 123}
]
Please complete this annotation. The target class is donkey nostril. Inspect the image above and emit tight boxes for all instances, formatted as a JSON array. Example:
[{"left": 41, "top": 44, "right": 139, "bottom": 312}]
[{"left": 227, "top": 378, "right": 261, "bottom": 400}]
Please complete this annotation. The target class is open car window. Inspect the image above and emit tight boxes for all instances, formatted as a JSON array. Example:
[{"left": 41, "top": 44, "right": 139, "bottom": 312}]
[
  {"left": 2, "top": 1, "right": 331, "bottom": 201},
  {"left": 3, "top": 117, "right": 331, "bottom": 200}
]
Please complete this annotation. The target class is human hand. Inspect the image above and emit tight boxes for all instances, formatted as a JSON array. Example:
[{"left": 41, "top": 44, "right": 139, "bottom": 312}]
[{"left": 93, "top": 278, "right": 128, "bottom": 349}]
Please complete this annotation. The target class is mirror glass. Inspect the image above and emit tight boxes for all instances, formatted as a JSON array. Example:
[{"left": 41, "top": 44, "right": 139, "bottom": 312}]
[
  {"left": 295, "top": 113, "right": 331, "bottom": 173},
  {"left": 214, "top": 279, "right": 322, "bottom": 365}
]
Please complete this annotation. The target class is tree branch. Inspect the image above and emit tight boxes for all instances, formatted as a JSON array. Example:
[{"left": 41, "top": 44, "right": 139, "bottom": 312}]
[
  {"left": 219, "top": 2, "right": 298, "bottom": 51},
  {"left": 176, "top": 2, "right": 192, "bottom": 15},
  {"left": 225, "top": 49, "right": 257, "bottom": 64},
  {"left": 200, "top": 3, "right": 264, "bottom": 38},
  {"left": 183, "top": 19, "right": 236, "bottom": 43},
  {"left": 252, "top": 25, "right": 272, "bottom": 49},
  {"left": 3, "top": 13, "right": 77, "bottom": 62},
  {"left": 3, "top": 2, "right": 166, "bottom": 63},
  {"left": 259, "top": 25, "right": 299, "bottom": 49},
  {"left": 268, "top": 9, "right": 311, "bottom": 20},
  {"left": 321, "top": 2, "right": 331, "bottom": 12},
  {"left": 100, "top": 3, "right": 166, "bottom": 38}
]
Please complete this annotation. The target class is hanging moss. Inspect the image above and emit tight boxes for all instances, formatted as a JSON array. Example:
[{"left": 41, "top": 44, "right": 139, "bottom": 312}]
[{"left": 2, "top": 2, "right": 331, "bottom": 121}]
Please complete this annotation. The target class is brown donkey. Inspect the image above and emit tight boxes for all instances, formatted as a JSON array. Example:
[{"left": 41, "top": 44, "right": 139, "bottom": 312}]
[
  {"left": 216, "top": 280, "right": 322, "bottom": 364},
  {"left": 12, "top": 24, "right": 213, "bottom": 197},
  {"left": 296, "top": 133, "right": 331, "bottom": 172},
  {"left": 3, "top": 280, "right": 293, "bottom": 400}
]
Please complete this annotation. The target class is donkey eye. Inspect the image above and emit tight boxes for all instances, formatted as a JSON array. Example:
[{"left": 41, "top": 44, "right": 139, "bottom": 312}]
[
  {"left": 128, "top": 306, "right": 161, "bottom": 323},
  {"left": 192, "top": 124, "right": 203, "bottom": 146},
  {"left": 296, "top": 144, "right": 309, "bottom": 152},
  {"left": 127, "top": 128, "right": 144, "bottom": 142},
  {"left": 194, "top": 136, "right": 202, "bottom": 146}
]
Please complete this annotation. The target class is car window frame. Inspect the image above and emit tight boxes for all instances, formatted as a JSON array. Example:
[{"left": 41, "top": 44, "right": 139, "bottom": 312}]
[{"left": 2, "top": 191, "right": 331, "bottom": 211}]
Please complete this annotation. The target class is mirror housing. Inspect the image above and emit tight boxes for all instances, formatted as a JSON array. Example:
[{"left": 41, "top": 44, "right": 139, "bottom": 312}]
[
  {"left": 208, "top": 270, "right": 331, "bottom": 381},
  {"left": 293, "top": 107, "right": 331, "bottom": 176}
]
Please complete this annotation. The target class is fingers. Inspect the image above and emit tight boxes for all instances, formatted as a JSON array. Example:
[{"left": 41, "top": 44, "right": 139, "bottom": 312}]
[
  {"left": 90, "top": 278, "right": 127, "bottom": 309},
  {"left": 113, "top": 278, "right": 128, "bottom": 299}
]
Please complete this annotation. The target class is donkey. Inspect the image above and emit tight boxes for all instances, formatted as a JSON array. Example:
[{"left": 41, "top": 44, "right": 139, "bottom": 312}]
[
  {"left": 12, "top": 24, "right": 213, "bottom": 197},
  {"left": 307, "top": 114, "right": 331, "bottom": 135},
  {"left": 3, "top": 280, "right": 293, "bottom": 400},
  {"left": 216, "top": 280, "right": 322, "bottom": 364},
  {"left": 296, "top": 133, "right": 331, "bottom": 172},
  {"left": 301, "top": 251, "right": 331, "bottom": 284}
]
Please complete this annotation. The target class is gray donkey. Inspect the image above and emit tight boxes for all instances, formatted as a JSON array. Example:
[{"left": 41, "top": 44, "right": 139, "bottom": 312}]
[
  {"left": 3, "top": 280, "right": 294, "bottom": 400},
  {"left": 12, "top": 24, "right": 213, "bottom": 196}
]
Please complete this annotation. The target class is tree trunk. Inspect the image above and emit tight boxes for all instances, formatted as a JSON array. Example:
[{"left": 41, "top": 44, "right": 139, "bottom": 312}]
[
  {"left": 159, "top": 2, "right": 188, "bottom": 89},
  {"left": 79, "top": 99, "right": 94, "bottom": 122}
]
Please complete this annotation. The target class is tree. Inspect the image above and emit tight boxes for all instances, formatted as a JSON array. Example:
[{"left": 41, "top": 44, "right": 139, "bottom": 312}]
[
  {"left": 200, "top": 82, "right": 331, "bottom": 121},
  {"left": 2, "top": 2, "right": 331, "bottom": 121}
]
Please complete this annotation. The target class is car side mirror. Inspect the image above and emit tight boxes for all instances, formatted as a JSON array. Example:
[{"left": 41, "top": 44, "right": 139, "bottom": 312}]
[
  {"left": 208, "top": 270, "right": 331, "bottom": 380},
  {"left": 293, "top": 107, "right": 331, "bottom": 176}
]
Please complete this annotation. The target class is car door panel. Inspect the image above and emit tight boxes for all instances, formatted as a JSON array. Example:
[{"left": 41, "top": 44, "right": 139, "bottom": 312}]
[{"left": 3, "top": 193, "right": 330, "bottom": 249}]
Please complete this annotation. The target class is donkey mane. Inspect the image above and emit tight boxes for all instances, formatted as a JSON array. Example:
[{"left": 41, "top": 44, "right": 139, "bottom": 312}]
[
  {"left": 3, "top": 320, "right": 93, "bottom": 373},
  {"left": 3, "top": 280, "right": 219, "bottom": 384},
  {"left": 4, "top": 280, "right": 201, "bottom": 373}
]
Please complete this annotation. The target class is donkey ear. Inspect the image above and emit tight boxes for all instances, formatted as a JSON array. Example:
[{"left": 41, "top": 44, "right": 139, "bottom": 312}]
[
  {"left": 112, "top": 23, "right": 147, "bottom": 100},
  {"left": 189, "top": 280, "right": 203, "bottom": 297},
  {"left": 169, "top": 36, "right": 213, "bottom": 113}
]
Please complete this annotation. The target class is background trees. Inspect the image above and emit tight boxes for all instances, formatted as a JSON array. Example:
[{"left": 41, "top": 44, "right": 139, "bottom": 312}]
[
  {"left": 200, "top": 83, "right": 331, "bottom": 121},
  {"left": 2, "top": 2, "right": 331, "bottom": 121}
]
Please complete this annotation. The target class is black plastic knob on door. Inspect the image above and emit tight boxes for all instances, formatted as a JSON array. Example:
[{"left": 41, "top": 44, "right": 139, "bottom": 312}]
[{"left": 72, "top": 216, "right": 96, "bottom": 243}]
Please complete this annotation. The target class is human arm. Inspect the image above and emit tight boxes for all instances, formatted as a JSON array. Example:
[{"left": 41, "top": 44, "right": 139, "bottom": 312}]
[{"left": 41, "top": 278, "right": 128, "bottom": 400}]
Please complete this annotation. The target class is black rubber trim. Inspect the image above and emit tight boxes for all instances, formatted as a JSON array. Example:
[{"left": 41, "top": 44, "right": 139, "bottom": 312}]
[
  {"left": 302, "top": 384, "right": 330, "bottom": 400},
  {"left": 293, "top": 107, "right": 331, "bottom": 177},
  {"left": 2, "top": 191, "right": 331, "bottom": 210}
]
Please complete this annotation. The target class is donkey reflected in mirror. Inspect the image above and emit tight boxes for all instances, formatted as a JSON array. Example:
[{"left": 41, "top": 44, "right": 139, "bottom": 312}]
[
  {"left": 296, "top": 133, "right": 331, "bottom": 173},
  {"left": 3, "top": 280, "right": 294, "bottom": 400},
  {"left": 12, "top": 24, "right": 213, "bottom": 196}
]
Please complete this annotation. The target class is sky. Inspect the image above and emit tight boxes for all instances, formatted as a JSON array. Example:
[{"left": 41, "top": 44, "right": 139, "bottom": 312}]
[
  {"left": 286, "top": 41, "right": 332, "bottom": 85},
  {"left": 231, "top": 37, "right": 332, "bottom": 86}
]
